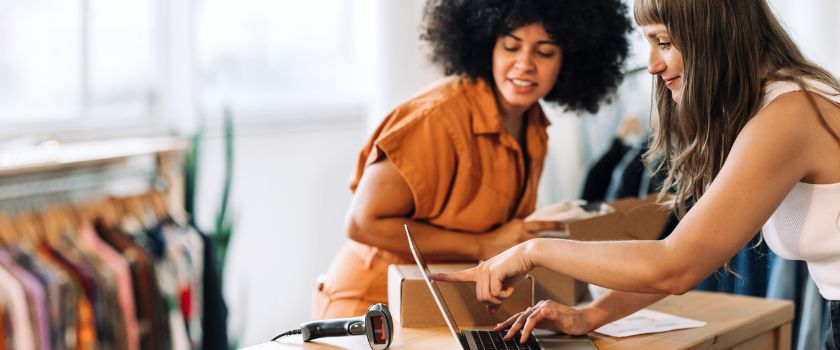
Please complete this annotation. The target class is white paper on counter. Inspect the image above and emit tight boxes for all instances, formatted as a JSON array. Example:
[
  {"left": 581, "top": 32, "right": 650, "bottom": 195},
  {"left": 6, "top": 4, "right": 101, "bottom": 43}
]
[{"left": 594, "top": 309, "right": 706, "bottom": 337}]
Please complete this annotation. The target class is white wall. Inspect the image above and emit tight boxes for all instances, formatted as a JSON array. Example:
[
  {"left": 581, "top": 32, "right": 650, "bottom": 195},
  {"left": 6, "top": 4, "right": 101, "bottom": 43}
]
[
  {"left": 195, "top": 117, "right": 365, "bottom": 346},
  {"left": 769, "top": 0, "right": 840, "bottom": 75},
  {"left": 368, "top": 0, "right": 442, "bottom": 130},
  {"left": 195, "top": 1, "right": 441, "bottom": 346}
]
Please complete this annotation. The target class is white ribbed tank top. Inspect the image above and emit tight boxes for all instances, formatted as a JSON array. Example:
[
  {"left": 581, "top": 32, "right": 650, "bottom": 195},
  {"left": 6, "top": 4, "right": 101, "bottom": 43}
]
[{"left": 760, "top": 78, "right": 840, "bottom": 300}]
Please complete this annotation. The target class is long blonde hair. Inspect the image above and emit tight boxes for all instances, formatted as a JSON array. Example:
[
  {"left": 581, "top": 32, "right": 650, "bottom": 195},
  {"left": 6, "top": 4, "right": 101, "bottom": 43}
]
[{"left": 634, "top": 0, "right": 840, "bottom": 216}]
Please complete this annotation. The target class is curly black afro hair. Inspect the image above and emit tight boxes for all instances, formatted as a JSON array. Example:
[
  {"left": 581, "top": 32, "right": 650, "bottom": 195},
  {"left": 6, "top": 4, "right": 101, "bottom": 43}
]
[{"left": 421, "top": 0, "right": 632, "bottom": 114}]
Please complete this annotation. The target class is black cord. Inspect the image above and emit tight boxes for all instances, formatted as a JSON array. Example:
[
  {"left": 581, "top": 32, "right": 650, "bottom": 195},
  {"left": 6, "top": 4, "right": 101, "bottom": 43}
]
[{"left": 270, "top": 328, "right": 302, "bottom": 341}]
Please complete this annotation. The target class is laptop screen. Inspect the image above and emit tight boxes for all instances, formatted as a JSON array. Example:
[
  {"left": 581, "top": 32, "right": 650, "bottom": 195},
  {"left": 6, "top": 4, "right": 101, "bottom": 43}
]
[{"left": 404, "top": 224, "right": 464, "bottom": 343}]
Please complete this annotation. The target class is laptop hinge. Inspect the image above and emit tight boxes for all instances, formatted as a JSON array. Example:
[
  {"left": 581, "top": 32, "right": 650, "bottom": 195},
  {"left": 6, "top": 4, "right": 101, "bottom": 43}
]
[{"left": 458, "top": 333, "right": 469, "bottom": 349}]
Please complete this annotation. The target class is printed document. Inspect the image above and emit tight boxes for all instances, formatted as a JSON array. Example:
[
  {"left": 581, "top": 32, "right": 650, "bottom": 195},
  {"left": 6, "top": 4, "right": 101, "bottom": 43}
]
[{"left": 595, "top": 309, "right": 706, "bottom": 337}]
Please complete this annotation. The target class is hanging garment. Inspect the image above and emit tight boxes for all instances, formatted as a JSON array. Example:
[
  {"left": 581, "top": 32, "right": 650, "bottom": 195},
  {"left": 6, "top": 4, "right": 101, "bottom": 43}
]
[
  {"left": 0, "top": 263, "right": 34, "bottom": 350},
  {"left": 10, "top": 245, "right": 68, "bottom": 350},
  {"left": 96, "top": 221, "right": 171, "bottom": 350},
  {"left": 0, "top": 248, "right": 50, "bottom": 350},
  {"left": 35, "top": 240, "right": 86, "bottom": 350},
  {"left": 78, "top": 223, "right": 139, "bottom": 350},
  {"left": 196, "top": 227, "right": 228, "bottom": 350},
  {"left": 158, "top": 222, "right": 205, "bottom": 348},
  {"left": 60, "top": 234, "right": 126, "bottom": 350}
]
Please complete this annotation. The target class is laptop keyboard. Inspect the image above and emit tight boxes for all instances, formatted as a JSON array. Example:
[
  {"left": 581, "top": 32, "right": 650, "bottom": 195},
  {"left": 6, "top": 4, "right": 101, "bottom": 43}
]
[{"left": 470, "top": 330, "right": 540, "bottom": 350}]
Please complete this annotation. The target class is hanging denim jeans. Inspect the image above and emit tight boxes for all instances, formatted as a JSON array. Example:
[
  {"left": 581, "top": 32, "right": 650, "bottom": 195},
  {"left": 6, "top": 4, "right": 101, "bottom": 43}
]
[{"left": 829, "top": 300, "right": 839, "bottom": 350}]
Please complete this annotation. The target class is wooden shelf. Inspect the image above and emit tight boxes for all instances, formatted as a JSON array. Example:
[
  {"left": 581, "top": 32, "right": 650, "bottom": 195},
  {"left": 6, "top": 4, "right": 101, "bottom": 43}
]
[{"left": 0, "top": 137, "right": 189, "bottom": 177}]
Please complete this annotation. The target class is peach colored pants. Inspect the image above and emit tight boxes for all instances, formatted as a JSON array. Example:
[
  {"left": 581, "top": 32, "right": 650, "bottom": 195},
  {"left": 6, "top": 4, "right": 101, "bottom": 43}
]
[{"left": 312, "top": 240, "right": 411, "bottom": 319}]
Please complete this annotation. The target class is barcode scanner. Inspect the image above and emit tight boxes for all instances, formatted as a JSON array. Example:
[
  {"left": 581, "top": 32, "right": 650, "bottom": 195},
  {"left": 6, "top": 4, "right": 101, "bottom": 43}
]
[{"left": 271, "top": 303, "right": 394, "bottom": 349}]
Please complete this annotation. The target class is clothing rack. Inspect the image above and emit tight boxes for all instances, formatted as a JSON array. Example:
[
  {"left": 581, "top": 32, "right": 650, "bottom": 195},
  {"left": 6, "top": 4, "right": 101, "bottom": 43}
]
[
  {"left": 0, "top": 136, "right": 230, "bottom": 350},
  {"left": 0, "top": 137, "right": 188, "bottom": 212}
]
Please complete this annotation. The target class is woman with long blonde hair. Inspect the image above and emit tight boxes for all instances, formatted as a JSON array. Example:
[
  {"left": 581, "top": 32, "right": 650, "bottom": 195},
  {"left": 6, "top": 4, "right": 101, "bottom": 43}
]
[{"left": 436, "top": 1, "right": 840, "bottom": 347}]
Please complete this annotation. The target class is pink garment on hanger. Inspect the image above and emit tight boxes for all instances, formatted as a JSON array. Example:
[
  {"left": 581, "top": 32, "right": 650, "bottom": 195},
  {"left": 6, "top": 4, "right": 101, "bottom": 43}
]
[
  {"left": 78, "top": 223, "right": 140, "bottom": 350},
  {"left": 0, "top": 264, "right": 35, "bottom": 350}
]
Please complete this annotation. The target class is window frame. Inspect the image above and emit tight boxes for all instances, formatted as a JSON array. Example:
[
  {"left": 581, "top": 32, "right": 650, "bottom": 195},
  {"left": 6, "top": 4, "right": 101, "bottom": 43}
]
[
  {"left": 0, "top": 0, "right": 375, "bottom": 141},
  {"left": 0, "top": 0, "right": 170, "bottom": 140}
]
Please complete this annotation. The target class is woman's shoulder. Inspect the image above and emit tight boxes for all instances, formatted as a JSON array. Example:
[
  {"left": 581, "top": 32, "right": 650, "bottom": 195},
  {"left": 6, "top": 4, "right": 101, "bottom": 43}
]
[
  {"left": 386, "top": 77, "right": 483, "bottom": 130},
  {"left": 761, "top": 71, "right": 840, "bottom": 110},
  {"left": 744, "top": 88, "right": 839, "bottom": 170},
  {"left": 758, "top": 82, "right": 840, "bottom": 126},
  {"left": 404, "top": 76, "right": 480, "bottom": 113},
  {"left": 751, "top": 90, "right": 824, "bottom": 137}
]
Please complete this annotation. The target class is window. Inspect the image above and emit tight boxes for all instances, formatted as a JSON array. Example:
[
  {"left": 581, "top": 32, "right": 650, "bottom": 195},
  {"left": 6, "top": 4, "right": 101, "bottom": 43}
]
[
  {"left": 89, "top": 0, "right": 156, "bottom": 120},
  {"left": 0, "top": 0, "right": 156, "bottom": 126},
  {"left": 0, "top": 0, "right": 371, "bottom": 137},
  {"left": 0, "top": 1, "right": 83, "bottom": 122},
  {"left": 197, "top": 0, "right": 373, "bottom": 115}
]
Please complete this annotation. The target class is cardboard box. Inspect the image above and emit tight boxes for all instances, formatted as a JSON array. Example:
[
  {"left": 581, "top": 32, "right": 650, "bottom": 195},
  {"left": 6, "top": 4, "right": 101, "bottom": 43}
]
[
  {"left": 583, "top": 195, "right": 671, "bottom": 241},
  {"left": 536, "top": 195, "right": 670, "bottom": 242},
  {"left": 387, "top": 197, "right": 670, "bottom": 327},
  {"left": 530, "top": 267, "right": 589, "bottom": 306},
  {"left": 528, "top": 195, "right": 671, "bottom": 305},
  {"left": 388, "top": 264, "right": 534, "bottom": 328}
]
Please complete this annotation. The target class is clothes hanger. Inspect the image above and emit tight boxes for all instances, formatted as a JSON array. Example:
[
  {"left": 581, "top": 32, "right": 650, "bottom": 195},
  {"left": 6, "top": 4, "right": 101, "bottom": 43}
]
[
  {"left": 39, "top": 206, "right": 62, "bottom": 243},
  {"left": 142, "top": 191, "right": 174, "bottom": 228},
  {"left": 109, "top": 196, "right": 142, "bottom": 236},
  {"left": 122, "top": 195, "right": 147, "bottom": 229},
  {"left": 0, "top": 212, "right": 17, "bottom": 246},
  {"left": 81, "top": 198, "right": 112, "bottom": 232},
  {"left": 148, "top": 190, "right": 188, "bottom": 227},
  {"left": 14, "top": 212, "right": 42, "bottom": 246},
  {"left": 109, "top": 197, "right": 126, "bottom": 226},
  {"left": 52, "top": 204, "right": 79, "bottom": 238},
  {"left": 93, "top": 197, "right": 120, "bottom": 232},
  {"left": 147, "top": 191, "right": 167, "bottom": 219},
  {"left": 0, "top": 212, "right": 39, "bottom": 254},
  {"left": 35, "top": 208, "right": 66, "bottom": 248},
  {"left": 65, "top": 201, "right": 88, "bottom": 229},
  {"left": 73, "top": 201, "right": 96, "bottom": 228},
  {"left": 136, "top": 194, "right": 157, "bottom": 229}
]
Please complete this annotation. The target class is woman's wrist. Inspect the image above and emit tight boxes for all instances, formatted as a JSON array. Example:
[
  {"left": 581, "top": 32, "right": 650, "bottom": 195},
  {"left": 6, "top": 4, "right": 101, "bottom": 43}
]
[
  {"left": 521, "top": 238, "right": 544, "bottom": 270},
  {"left": 472, "top": 234, "right": 485, "bottom": 261},
  {"left": 580, "top": 305, "right": 610, "bottom": 333}
]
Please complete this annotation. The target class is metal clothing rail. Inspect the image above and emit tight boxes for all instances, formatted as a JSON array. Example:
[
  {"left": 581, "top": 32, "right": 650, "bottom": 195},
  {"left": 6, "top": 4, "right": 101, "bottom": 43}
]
[
  {"left": 0, "top": 137, "right": 188, "bottom": 212},
  {"left": 0, "top": 163, "right": 157, "bottom": 211}
]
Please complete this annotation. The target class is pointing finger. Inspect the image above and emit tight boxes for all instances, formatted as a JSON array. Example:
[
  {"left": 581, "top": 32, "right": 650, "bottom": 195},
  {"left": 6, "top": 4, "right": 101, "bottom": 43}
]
[{"left": 430, "top": 268, "right": 477, "bottom": 282}]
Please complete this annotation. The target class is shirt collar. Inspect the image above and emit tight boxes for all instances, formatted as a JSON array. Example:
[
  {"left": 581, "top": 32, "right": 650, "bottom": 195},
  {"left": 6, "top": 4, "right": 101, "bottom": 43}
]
[{"left": 466, "top": 78, "right": 551, "bottom": 135}]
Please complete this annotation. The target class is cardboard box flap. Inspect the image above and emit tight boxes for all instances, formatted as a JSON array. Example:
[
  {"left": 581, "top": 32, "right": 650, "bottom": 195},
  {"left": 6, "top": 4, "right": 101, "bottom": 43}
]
[
  {"left": 567, "top": 212, "right": 625, "bottom": 241},
  {"left": 621, "top": 203, "right": 671, "bottom": 240},
  {"left": 539, "top": 197, "right": 671, "bottom": 242},
  {"left": 608, "top": 197, "right": 646, "bottom": 212}
]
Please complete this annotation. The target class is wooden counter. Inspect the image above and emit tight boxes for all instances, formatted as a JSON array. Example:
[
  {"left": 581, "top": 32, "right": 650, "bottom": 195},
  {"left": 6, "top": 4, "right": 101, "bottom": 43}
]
[{"left": 246, "top": 291, "right": 793, "bottom": 350}]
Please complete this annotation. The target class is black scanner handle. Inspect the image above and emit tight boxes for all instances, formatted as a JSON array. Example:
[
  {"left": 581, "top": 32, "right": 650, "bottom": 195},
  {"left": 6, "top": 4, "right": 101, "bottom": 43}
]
[{"left": 300, "top": 316, "right": 366, "bottom": 341}]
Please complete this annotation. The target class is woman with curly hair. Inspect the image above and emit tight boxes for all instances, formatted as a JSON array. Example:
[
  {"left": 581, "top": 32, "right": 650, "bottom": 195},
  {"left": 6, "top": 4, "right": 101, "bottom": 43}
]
[
  {"left": 437, "top": 0, "right": 840, "bottom": 347},
  {"left": 312, "top": 0, "right": 632, "bottom": 318}
]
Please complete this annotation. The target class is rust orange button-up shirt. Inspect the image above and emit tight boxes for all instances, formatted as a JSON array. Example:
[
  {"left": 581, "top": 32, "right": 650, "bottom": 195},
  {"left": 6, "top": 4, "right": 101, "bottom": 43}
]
[{"left": 314, "top": 77, "right": 550, "bottom": 318}]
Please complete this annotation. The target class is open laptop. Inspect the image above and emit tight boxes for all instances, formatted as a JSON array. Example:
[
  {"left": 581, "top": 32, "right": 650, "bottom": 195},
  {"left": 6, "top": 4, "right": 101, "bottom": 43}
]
[{"left": 404, "top": 224, "right": 598, "bottom": 350}]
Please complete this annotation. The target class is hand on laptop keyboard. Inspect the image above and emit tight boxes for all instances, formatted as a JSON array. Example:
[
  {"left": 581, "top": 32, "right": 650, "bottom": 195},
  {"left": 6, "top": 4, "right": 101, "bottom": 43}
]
[{"left": 472, "top": 329, "right": 540, "bottom": 350}]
